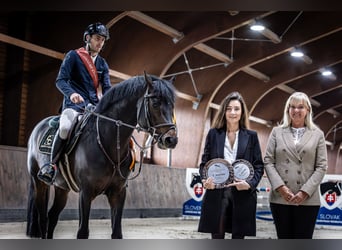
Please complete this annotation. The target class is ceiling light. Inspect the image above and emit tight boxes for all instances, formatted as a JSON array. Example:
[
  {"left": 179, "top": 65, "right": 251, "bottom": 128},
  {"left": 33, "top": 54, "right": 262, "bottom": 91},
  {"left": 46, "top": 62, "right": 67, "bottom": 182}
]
[
  {"left": 250, "top": 24, "right": 265, "bottom": 31},
  {"left": 249, "top": 20, "right": 281, "bottom": 43},
  {"left": 321, "top": 70, "right": 332, "bottom": 76},
  {"left": 319, "top": 68, "right": 337, "bottom": 80},
  {"left": 289, "top": 47, "right": 312, "bottom": 64},
  {"left": 290, "top": 50, "right": 304, "bottom": 57}
]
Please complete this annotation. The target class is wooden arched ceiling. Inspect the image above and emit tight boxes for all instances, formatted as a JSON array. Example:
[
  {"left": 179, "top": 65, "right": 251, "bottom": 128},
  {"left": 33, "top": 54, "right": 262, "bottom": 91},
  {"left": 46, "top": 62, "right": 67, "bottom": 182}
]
[
  {"left": 0, "top": 11, "right": 341, "bottom": 166},
  {"left": 115, "top": 11, "right": 341, "bottom": 148}
]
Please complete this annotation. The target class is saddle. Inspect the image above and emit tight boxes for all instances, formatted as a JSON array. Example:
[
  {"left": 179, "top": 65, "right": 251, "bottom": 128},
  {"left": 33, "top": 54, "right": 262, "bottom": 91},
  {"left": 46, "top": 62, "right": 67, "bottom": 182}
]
[
  {"left": 38, "top": 111, "right": 92, "bottom": 155},
  {"left": 38, "top": 106, "right": 136, "bottom": 192},
  {"left": 38, "top": 107, "right": 95, "bottom": 191}
]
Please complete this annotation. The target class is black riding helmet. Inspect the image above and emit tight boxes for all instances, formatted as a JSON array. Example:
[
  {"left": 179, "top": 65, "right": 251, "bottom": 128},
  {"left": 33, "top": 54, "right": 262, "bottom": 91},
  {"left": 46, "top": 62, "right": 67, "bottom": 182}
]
[{"left": 83, "top": 22, "right": 110, "bottom": 42}]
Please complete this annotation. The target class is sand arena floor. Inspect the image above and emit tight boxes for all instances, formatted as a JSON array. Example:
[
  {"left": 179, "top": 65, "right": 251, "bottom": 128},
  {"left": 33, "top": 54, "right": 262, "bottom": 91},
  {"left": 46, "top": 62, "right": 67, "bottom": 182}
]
[{"left": 0, "top": 217, "right": 340, "bottom": 239}]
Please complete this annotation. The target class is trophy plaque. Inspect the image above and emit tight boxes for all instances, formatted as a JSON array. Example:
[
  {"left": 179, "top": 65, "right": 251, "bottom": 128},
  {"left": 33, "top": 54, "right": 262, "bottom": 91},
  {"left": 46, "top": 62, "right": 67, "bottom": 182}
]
[
  {"left": 202, "top": 158, "right": 234, "bottom": 189},
  {"left": 232, "top": 159, "right": 254, "bottom": 181}
]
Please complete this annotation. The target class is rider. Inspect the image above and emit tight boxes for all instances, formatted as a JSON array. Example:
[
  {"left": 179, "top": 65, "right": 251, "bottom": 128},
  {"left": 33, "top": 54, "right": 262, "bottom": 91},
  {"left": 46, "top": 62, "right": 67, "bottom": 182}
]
[{"left": 37, "top": 22, "right": 112, "bottom": 185}]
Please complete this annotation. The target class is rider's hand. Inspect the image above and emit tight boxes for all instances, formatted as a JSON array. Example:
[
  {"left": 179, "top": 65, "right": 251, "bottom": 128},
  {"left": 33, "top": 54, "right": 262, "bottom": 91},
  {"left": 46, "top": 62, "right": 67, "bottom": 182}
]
[{"left": 70, "top": 93, "right": 84, "bottom": 104}]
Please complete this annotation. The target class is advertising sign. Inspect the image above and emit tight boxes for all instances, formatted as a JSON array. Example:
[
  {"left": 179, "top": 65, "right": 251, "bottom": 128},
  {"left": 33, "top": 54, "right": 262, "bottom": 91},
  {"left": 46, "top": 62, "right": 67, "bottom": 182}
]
[
  {"left": 316, "top": 175, "right": 342, "bottom": 226},
  {"left": 182, "top": 168, "right": 205, "bottom": 217}
]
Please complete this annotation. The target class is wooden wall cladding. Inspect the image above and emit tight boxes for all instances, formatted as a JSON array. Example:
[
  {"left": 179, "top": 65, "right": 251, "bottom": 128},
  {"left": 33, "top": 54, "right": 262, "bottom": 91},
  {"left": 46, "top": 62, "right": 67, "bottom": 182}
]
[
  {"left": 0, "top": 146, "right": 29, "bottom": 208},
  {"left": 0, "top": 146, "right": 189, "bottom": 210}
]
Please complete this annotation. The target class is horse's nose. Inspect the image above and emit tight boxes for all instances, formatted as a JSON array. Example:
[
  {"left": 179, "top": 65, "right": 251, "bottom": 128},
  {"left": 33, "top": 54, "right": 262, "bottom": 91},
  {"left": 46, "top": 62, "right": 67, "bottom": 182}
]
[{"left": 164, "top": 136, "right": 178, "bottom": 149}]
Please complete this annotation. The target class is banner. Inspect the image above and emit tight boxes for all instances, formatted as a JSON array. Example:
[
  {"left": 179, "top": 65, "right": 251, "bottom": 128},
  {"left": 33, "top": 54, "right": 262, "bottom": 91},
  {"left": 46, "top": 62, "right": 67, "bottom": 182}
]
[
  {"left": 316, "top": 175, "right": 342, "bottom": 226},
  {"left": 182, "top": 168, "right": 205, "bottom": 217}
]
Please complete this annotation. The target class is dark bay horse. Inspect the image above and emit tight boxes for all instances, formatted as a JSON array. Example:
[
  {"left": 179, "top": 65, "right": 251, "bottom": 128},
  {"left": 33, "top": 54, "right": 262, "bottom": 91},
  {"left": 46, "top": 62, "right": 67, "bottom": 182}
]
[{"left": 26, "top": 73, "right": 178, "bottom": 239}]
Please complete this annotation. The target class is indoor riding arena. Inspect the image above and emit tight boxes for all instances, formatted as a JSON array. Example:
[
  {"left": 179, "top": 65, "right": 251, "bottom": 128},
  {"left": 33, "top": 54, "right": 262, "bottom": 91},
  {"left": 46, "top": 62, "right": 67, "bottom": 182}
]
[{"left": 0, "top": 9, "right": 342, "bottom": 239}]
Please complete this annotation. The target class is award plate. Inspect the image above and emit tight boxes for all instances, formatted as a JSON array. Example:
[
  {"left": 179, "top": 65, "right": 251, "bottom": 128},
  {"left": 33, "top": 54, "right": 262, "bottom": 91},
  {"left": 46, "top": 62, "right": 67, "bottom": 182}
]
[
  {"left": 202, "top": 158, "right": 234, "bottom": 189},
  {"left": 232, "top": 159, "right": 254, "bottom": 181}
]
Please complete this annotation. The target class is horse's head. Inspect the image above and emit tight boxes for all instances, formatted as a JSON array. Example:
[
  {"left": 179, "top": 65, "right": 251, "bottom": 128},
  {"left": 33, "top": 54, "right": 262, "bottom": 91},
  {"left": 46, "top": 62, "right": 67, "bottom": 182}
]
[
  {"left": 137, "top": 72, "right": 178, "bottom": 149},
  {"left": 190, "top": 174, "right": 202, "bottom": 188},
  {"left": 320, "top": 181, "right": 342, "bottom": 196}
]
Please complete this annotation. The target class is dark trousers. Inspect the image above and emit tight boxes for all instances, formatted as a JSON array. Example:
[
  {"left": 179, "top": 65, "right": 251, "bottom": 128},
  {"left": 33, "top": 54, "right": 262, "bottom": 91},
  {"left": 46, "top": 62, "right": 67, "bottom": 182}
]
[
  {"left": 270, "top": 203, "right": 320, "bottom": 239},
  {"left": 211, "top": 188, "right": 245, "bottom": 239}
]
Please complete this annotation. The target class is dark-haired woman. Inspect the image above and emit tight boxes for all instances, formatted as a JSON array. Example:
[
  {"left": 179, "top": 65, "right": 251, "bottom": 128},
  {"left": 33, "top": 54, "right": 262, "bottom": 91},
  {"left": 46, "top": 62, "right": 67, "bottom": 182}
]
[{"left": 198, "top": 92, "right": 264, "bottom": 239}]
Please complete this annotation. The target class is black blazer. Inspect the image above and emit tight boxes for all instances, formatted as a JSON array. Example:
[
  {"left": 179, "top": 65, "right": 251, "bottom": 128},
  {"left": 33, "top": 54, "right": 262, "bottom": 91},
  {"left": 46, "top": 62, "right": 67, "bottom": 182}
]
[{"left": 198, "top": 128, "right": 264, "bottom": 236}]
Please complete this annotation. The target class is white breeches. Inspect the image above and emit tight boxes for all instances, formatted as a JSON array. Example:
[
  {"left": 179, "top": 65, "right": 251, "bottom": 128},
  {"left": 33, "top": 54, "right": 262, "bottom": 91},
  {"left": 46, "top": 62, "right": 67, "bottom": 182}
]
[{"left": 59, "top": 108, "right": 80, "bottom": 139}]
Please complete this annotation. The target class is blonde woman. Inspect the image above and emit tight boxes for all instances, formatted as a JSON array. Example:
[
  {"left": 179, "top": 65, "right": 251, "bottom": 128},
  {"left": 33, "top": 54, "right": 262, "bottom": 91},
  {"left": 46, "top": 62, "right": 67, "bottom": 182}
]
[{"left": 264, "top": 92, "right": 328, "bottom": 239}]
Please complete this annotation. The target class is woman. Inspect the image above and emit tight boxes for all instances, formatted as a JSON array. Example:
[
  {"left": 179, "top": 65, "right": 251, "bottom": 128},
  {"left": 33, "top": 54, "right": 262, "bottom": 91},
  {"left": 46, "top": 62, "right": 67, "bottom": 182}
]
[
  {"left": 264, "top": 92, "right": 328, "bottom": 239},
  {"left": 198, "top": 91, "right": 264, "bottom": 239}
]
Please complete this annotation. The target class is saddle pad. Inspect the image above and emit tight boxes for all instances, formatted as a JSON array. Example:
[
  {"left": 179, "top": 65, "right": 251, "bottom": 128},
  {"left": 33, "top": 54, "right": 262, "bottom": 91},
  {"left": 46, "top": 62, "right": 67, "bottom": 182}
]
[{"left": 38, "top": 127, "right": 57, "bottom": 154}]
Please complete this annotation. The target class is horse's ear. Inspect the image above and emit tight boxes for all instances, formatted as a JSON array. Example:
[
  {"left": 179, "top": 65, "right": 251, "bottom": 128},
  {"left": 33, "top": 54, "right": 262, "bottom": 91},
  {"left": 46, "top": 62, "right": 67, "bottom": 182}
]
[{"left": 144, "top": 71, "right": 153, "bottom": 87}]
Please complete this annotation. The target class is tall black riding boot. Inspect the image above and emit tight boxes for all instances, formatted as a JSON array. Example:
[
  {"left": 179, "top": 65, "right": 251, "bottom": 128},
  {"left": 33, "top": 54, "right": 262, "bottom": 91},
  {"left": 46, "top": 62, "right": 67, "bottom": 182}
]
[{"left": 37, "top": 133, "right": 66, "bottom": 185}]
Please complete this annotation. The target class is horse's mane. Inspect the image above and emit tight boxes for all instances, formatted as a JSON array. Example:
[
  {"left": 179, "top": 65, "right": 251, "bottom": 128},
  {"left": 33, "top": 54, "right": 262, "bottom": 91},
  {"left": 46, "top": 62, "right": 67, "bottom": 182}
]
[{"left": 95, "top": 75, "right": 175, "bottom": 113}]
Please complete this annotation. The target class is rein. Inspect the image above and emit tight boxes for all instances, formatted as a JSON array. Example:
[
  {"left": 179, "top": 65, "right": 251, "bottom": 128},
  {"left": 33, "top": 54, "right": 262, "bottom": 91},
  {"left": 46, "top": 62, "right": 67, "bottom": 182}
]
[
  {"left": 95, "top": 115, "right": 145, "bottom": 181},
  {"left": 77, "top": 88, "right": 176, "bottom": 181}
]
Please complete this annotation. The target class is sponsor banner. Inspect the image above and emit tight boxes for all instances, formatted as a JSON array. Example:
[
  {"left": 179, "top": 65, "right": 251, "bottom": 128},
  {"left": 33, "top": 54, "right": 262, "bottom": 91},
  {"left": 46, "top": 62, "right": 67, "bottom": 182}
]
[
  {"left": 317, "top": 175, "right": 342, "bottom": 226},
  {"left": 183, "top": 168, "right": 205, "bottom": 216},
  {"left": 183, "top": 198, "right": 202, "bottom": 216},
  {"left": 185, "top": 168, "right": 205, "bottom": 202}
]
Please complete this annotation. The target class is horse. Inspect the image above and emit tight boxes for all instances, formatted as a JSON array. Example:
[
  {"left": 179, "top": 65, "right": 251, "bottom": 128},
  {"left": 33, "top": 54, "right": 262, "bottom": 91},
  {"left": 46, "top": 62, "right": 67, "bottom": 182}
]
[{"left": 26, "top": 73, "right": 178, "bottom": 239}]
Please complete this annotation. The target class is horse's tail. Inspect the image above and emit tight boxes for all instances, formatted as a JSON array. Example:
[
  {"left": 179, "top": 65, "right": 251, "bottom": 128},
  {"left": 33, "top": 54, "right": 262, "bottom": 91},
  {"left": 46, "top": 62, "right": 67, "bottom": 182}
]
[
  {"left": 26, "top": 177, "right": 49, "bottom": 238},
  {"left": 26, "top": 116, "right": 53, "bottom": 238}
]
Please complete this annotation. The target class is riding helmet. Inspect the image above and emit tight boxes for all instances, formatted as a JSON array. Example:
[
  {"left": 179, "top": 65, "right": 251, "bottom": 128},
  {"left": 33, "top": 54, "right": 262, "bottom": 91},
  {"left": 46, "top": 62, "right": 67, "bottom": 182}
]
[{"left": 83, "top": 22, "right": 110, "bottom": 42}]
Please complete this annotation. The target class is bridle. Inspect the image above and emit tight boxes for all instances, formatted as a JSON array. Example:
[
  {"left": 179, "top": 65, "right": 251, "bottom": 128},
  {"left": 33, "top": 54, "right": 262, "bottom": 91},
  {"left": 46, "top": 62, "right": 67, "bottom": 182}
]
[
  {"left": 83, "top": 86, "right": 177, "bottom": 181},
  {"left": 136, "top": 88, "right": 177, "bottom": 146}
]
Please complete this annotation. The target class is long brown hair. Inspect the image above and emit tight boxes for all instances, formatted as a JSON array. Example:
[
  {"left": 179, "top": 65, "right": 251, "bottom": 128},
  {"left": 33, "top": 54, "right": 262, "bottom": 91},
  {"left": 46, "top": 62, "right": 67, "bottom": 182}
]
[{"left": 212, "top": 91, "right": 250, "bottom": 130}]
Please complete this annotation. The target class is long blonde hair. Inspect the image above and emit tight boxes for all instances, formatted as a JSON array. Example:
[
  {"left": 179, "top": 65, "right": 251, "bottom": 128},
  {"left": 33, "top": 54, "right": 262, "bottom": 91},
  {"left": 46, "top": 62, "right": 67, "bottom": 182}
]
[
  {"left": 281, "top": 92, "right": 317, "bottom": 130},
  {"left": 212, "top": 91, "right": 250, "bottom": 130}
]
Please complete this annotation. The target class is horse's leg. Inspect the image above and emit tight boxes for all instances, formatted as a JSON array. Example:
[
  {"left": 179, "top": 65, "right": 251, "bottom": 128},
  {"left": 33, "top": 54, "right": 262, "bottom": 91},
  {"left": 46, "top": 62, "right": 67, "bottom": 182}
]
[
  {"left": 33, "top": 179, "right": 50, "bottom": 239},
  {"left": 47, "top": 187, "right": 69, "bottom": 239},
  {"left": 106, "top": 187, "right": 127, "bottom": 239},
  {"left": 77, "top": 190, "right": 92, "bottom": 239}
]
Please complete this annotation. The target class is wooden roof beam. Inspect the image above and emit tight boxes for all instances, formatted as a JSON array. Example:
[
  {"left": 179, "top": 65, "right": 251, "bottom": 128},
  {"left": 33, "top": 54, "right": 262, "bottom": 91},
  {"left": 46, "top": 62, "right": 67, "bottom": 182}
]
[{"left": 127, "top": 11, "right": 184, "bottom": 43}]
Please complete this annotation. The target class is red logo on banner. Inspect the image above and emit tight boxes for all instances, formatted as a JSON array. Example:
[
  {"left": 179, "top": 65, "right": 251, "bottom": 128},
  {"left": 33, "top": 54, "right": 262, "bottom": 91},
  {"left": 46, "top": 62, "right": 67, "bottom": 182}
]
[
  {"left": 194, "top": 185, "right": 203, "bottom": 198},
  {"left": 325, "top": 193, "right": 336, "bottom": 206}
]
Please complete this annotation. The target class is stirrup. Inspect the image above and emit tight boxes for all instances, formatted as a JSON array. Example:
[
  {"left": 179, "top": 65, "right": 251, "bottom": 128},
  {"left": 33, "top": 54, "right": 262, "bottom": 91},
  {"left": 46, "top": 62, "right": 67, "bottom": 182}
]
[{"left": 37, "top": 163, "right": 57, "bottom": 185}]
